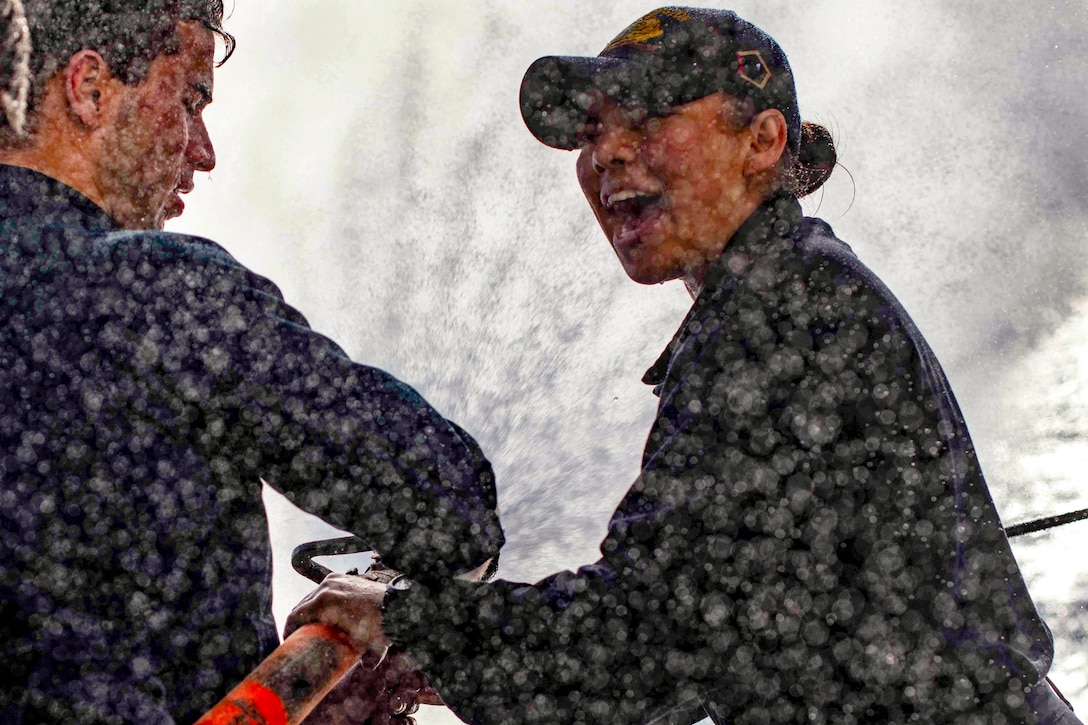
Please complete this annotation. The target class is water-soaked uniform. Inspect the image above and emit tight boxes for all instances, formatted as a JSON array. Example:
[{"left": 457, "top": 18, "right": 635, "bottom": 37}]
[
  {"left": 383, "top": 195, "right": 1075, "bottom": 724},
  {"left": 0, "top": 165, "right": 504, "bottom": 724}
]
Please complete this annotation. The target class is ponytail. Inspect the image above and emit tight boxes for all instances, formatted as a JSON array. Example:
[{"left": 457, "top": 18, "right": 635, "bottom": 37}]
[{"left": 787, "top": 121, "right": 836, "bottom": 198}]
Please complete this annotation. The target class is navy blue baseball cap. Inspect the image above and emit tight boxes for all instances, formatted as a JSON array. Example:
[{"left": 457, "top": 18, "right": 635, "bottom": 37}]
[{"left": 520, "top": 7, "right": 801, "bottom": 153}]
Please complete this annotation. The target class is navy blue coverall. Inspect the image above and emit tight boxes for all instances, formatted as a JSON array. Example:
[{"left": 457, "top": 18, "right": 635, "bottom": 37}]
[
  {"left": 382, "top": 195, "right": 1073, "bottom": 725},
  {"left": 0, "top": 164, "right": 504, "bottom": 723}
]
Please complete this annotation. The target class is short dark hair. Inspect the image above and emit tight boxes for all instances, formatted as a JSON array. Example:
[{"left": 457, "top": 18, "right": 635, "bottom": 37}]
[{"left": 4, "top": 0, "right": 234, "bottom": 142}]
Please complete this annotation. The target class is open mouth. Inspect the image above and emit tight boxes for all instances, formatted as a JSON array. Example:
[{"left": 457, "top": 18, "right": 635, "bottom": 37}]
[
  {"left": 165, "top": 177, "right": 195, "bottom": 220},
  {"left": 175, "top": 176, "right": 195, "bottom": 196},
  {"left": 164, "top": 188, "right": 186, "bottom": 220},
  {"left": 604, "top": 189, "right": 660, "bottom": 217},
  {"left": 604, "top": 190, "right": 663, "bottom": 252}
]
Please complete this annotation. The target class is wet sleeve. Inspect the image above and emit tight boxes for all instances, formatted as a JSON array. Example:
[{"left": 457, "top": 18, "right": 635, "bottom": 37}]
[
  {"left": 90, "top": 232, "right": 504, "bottom": 581},
  {"left": 4, "top": 668, "right": 178, "bottom": 725}
]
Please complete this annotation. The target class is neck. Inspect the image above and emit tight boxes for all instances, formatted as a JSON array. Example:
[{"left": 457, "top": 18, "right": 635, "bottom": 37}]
[
  {"left": 680, "top": 192, "right": 766, "bottom": 300},
  {"left": 0, "top": 92, "right": 110, "bottom": 217},
  {"left": 0, "top": 143, "right": 105, "bottom": 211},
  {"left": 681, "top": 264, "right": 712, "bottom": 300},
  {"left": 680, "top": 192, "right": 797, "bottom": 300}
]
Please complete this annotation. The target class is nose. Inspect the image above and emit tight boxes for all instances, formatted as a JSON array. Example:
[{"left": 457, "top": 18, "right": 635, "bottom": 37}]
[
  {"left": 188, "top": 116, "right": 216, "bottom": 172},
  {"left": 590, "top": 123, "right": 639, "bottom": 175}
]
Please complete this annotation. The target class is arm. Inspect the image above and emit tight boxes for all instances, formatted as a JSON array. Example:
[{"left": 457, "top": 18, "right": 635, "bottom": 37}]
[
  {"left": 282, "top": 564, "right": 493, "bottom": 725},
  {"left": 379, "top": 250, "right": 986, "bottom": 724},
  {"left": 91, "top": 231, "right": 504, "bottom": 581}
]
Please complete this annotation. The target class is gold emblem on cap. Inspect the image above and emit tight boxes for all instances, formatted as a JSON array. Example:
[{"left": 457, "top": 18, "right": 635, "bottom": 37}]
[
  {"left": 602, "top": 7, "right": 693, "bottom": 52},
  {"left": 737, "top": 50, "right": 772, "bottom": 89}
]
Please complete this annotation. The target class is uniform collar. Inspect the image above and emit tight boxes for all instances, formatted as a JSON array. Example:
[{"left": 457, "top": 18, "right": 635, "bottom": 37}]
[
  {"left": 0, "top": 163, "right": 120, "bottom": 233},
  {"left": 642, "top": 193, "right": 803, "bottom": 387}
]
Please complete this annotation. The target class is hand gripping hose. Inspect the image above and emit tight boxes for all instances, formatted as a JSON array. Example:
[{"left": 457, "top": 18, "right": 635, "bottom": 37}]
[
  {"left": 195, "top": 537, "right": 376, "bottom": 725},
  {"left": 194, "top": 622, "right": 359, "bottom": 725}
]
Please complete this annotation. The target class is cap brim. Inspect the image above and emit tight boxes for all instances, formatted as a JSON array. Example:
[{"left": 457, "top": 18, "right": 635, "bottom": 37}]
[{"left": 519, "top": 55, "right": 628, "bottom": 150}]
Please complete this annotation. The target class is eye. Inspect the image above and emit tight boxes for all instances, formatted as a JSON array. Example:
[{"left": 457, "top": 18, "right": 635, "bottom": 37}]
[{"left": 184, "top": 83, "right": 212, "bottom": 117}]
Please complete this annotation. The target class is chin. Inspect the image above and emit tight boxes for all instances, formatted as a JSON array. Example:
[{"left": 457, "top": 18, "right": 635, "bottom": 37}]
[
  {"left": 619, "top": 260, "right": 679, "bottom": 286},
  {"left": 613, "top": 246, "right": 680, "bottom": 285},
  {"left": 159, "top": 200, "right": 185, "bottom": 228}
]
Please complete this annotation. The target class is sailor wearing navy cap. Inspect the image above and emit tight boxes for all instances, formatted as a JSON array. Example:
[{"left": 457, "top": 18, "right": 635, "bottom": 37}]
[{"left": 294, "top": 8, "right": 1080, "bottom": 724}]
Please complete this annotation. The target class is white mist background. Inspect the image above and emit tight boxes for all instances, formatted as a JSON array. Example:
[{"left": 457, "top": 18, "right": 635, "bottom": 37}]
[{"left": 170, "top": 1, "right": 1088, "bottom": 721}]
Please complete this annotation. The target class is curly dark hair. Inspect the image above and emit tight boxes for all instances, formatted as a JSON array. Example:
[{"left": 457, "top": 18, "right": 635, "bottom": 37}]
[{"left": 1, "top": 0, "right": 235, "bottom": 144}]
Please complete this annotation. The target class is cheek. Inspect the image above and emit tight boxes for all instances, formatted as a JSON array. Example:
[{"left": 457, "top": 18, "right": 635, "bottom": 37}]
[
  {"left": 673, "top": 144, "right": 744, "bottom": 207},
  {"left": 138, "top": 91, "right": 189, "bottom": 156},
  {"left": 644, "top": 122, "right": 698, "bottom": 169},
  {"left": 683, "top": 167, "right": 728, "bottom": 206},
  {"left": 152, "top": 110, "right": 188, "bottom": 156}
]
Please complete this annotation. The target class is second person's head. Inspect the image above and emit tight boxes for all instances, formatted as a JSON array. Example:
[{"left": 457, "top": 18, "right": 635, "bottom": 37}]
[{"left": 521, "top": 7, "right": 835, "bottom": 291}]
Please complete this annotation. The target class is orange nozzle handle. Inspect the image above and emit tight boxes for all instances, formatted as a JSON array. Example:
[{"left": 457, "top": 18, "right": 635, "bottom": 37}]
[{"left": 195, "top": 623, "right": 359, "bottom": 725}]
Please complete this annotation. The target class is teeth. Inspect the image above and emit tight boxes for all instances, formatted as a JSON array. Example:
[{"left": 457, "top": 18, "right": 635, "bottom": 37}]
[{"left": 605, "top": 190, "right": 647, "bottom": 208}]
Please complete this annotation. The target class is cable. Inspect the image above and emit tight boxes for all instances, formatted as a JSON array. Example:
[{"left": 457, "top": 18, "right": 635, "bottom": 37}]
[{"left": 1006, "top": 507, "right": 1088, "bottom": 538}]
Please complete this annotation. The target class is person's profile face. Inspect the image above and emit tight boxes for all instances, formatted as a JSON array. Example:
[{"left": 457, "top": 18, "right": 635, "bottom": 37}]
[
  {"left": 575, "top": 92, "right": 754, "bottom": 286},
  {"left": 97, "top": 20, "right": 216, "bottom": 230}
]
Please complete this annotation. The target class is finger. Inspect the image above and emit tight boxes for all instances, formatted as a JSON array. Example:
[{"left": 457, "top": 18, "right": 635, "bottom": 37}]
[
  {"left": 282, "top": 581, "right": 333, "bottom": 638},
  {"left": 415, "top": 688, "right": 446, "bottom": 707},
  {"left": 282, "top": 610, "right": 307, "bottom": 639},
  {"left": 388, "top": 691, "right": 420, "bottom": 717}
]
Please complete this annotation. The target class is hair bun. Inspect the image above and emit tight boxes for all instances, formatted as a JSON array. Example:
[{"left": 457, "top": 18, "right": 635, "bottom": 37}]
[{"left": 792, "top": 121, "right": 836, "bottom": 197}]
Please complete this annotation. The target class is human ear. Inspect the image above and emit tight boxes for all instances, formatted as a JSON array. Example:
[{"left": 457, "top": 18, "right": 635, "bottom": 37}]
[
  {"left": 744, "top": 108, "right": 788, "bottom": 177},
  {"left": 63, "top": 50, "right": 111, "bottom": 128}
]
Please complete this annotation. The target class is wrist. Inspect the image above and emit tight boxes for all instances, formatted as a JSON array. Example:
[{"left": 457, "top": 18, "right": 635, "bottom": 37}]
[{"left": 381, "top": 575, "right": 413, "bottom": 614}]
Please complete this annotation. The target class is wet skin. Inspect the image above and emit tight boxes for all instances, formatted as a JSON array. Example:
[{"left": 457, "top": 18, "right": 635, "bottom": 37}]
[
  {"left": 575, "top": 92, "right": 770, "bottom": 296},
  {"left": 96, "top": 20, "right": 216, "bottom": 230}
]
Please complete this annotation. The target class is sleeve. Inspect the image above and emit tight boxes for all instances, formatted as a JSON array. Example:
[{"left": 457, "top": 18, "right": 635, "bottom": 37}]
[
  {"left": 88, "top": 232, "right": 504, "bottom": 582},
  {"left": 382, "top": 251, "right": 1011, "bottom": 724},
  {"left": 3, "top": 668, "right": 178, "bottom": 725}
]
